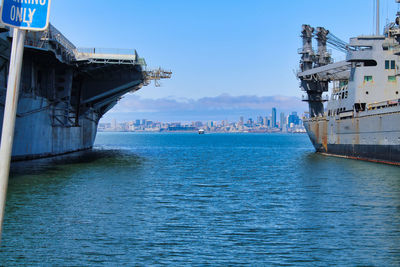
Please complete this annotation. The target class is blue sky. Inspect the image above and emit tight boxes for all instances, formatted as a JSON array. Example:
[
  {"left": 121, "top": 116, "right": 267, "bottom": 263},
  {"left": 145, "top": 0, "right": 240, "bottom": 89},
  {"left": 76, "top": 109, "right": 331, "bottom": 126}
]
[{"left": 49, "top": 0, "right": 400, "bottom": 122}]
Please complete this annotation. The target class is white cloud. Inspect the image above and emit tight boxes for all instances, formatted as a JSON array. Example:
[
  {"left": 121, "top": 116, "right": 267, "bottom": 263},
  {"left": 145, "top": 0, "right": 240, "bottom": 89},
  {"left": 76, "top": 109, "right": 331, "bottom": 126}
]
[{"left": 111, "top": 93, "right": 306, "bottom": 113}]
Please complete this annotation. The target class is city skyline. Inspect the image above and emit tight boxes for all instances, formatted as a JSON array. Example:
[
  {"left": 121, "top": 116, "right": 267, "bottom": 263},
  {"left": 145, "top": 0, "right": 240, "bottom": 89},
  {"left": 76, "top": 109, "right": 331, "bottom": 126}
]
[
  {"left": 99, "top": 94, "right": 307, "bottom": 123},
  {"left": 99, "top": 108, "right": 305, "bottom": 133}
]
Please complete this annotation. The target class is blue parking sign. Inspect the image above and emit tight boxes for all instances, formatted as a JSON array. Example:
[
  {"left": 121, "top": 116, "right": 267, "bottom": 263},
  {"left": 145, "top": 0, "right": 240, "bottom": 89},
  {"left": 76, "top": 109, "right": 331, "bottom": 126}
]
[{"left": 1, "top": 0, "right": 51, "bottom": 31}]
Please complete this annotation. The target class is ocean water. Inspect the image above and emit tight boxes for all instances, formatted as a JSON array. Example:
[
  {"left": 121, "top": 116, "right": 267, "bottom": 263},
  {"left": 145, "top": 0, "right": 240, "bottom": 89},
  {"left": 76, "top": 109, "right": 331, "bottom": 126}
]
[{"left": 1, "top": 132, "right": 400, "bottom": 265}]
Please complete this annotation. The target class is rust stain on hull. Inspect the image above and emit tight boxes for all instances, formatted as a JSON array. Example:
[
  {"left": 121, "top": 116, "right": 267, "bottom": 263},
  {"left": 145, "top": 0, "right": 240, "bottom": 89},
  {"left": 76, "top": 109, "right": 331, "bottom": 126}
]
[
  {"left": 322, "top": 120, "right": 328, "bottom": 152},
  {"left": 354, "top": 119, "right": 360, "bottom": 145},
  {"left": 336, "top": 121, "right": 340, "bottom": 144},
  {"left": 314, "top": 120, "right": 319, "bottom": 144}
]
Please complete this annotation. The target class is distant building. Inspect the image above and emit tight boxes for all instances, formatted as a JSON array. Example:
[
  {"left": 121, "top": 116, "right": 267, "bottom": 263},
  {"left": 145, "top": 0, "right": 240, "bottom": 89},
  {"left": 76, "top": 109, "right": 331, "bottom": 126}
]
[
  {"left": 257, "top": 116, "right": 263, "bottom": 125},
  {"left": 262, "top": 116, "right": 268, "bottom": 126},
  {"left": 288, "top": 112, "right": 300, "bottom": 126},
  {"left": 280, "top": 112, "right": 285, "bottom": 129},
  {"left": 272, "top": 107, "right": 277, "bottom": 128},
  {"left": 192, "top": 121, "right": 203, "bottom": 127}
]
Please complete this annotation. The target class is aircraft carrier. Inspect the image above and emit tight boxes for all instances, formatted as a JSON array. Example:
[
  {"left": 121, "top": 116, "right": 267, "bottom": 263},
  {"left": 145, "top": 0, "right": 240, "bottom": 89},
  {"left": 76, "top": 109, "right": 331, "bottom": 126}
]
[
  {"left": 0, "top": 23, "right": 171, "bottom": 161},
  {"left": 297, "top": 0, "right": 400, "bottom": 165}
]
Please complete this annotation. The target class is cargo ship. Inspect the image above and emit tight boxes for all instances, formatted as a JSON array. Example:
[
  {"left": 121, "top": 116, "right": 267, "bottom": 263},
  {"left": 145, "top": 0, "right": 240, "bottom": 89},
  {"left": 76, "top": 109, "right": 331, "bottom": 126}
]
[
  {"left": 0, "top": 23, "right": 170, "bottom": 161},
  {"left": 297, "top": 0, "right": 400, "bottom": 165}
]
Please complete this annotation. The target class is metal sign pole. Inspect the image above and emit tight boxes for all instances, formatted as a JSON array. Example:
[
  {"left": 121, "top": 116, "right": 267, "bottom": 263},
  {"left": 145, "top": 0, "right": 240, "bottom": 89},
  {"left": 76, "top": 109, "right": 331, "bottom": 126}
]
[{"left": 0, "top": 28, "right": 26, "bottom": 238}]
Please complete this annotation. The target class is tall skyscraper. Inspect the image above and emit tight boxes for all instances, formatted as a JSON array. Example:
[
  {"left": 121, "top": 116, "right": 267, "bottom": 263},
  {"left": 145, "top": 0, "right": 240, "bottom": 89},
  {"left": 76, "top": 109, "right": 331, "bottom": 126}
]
[
  {"left": 280, "top": 112, "right": 285, "bottom": 129},
  {"left": 272, "top": 107, "right": 277, "bottom": 128}
]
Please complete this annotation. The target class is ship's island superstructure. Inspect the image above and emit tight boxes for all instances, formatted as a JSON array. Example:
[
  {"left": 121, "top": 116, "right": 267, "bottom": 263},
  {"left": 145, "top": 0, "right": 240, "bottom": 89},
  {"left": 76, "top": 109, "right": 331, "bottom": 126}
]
[
  {"left": 0, "top": 23, "right": 171, "bottom": 160},
  {"left": 297, "top": 2, "right": 400, "bottom": 165}
]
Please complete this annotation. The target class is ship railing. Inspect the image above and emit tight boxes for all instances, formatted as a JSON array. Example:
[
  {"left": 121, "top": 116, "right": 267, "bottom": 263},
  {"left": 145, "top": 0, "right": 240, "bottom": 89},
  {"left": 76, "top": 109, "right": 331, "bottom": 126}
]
[
  {"left": 47, "top": 24, "right": 77, "bottom": 53},
  {"left": 367, "top": 99, "right": 400, "bottom": 110},
  {"left": 24, "top": 36, "right": 45, "bottom": 49},
  {"left": 297, "top": 48, "right": 332, "bottom": 56},
  {"left": 74, "top": 47, "right": 141, "bottom": 65},
  {"left": 301, "top": 95, "right": 329, "bottom": 102},
  {"left": 22, "top": 24, "right": 145, "bottom": 66},
  {"left": 76, "top": 48, "right": 134, "bottom": 55},
  {"left": 23, "top": 23, "right": 77, "bottom": 62}
]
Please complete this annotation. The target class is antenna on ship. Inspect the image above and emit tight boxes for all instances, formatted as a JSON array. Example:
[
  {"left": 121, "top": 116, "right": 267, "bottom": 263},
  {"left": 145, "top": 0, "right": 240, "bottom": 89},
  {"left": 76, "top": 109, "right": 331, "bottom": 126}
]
[{"left": 376, "top": 0, "right": 380, "bottom": 35}]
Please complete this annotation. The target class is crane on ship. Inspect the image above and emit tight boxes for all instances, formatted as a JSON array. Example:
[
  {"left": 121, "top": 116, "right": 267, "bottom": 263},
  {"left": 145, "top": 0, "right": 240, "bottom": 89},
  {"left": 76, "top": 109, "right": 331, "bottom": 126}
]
[
  {"left": 326, "top": 32, "right": 348, "bottom": 53},
  {"left": 297, "top": 24, "right": 351, "bottom": 117},
  {"left": 144, "top": 67, "right": 172, "bottom": 87}
]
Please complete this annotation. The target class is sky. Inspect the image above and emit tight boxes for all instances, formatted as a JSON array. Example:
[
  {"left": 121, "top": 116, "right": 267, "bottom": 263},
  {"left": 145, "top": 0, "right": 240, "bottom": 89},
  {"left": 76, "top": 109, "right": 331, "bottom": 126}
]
[{"left": 49, "top": 0, "right": 400, "bottom": 122}]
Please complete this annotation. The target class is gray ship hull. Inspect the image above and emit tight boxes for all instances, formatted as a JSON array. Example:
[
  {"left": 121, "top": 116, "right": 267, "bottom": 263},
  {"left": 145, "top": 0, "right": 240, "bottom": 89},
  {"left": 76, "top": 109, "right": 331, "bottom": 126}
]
[
  {"left": 0, "top": 95, "right": 98, "bottom": 161},
  {"left": 304, "top": 107, "right": 400, "bottom": 165},
  {"left": 297, "top": 11, "right": 400, "bottom": 166},
  {"left": 0, "top": 24, "right": 148, "bottom": 161}
]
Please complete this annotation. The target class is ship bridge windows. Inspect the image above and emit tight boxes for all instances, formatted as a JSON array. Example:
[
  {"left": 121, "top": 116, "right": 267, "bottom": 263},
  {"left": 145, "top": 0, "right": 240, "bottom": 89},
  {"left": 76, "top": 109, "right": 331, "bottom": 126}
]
[
  {"left": 332, "top": 89, "right": 348, "bottom": 100},
  {"left": 351, "top": 45, "right": 372, "bottom": 51},
  {"left": 364, "top": 75, "right": 373, "bottom": 82},
  {"left": 354, "top": 103, "right": 366, "bottom": 112},
  {"left": 385, "top": 60, "right": 396, "bottom": 70},
  {"left": 363, "top": 60, "right": 377, "bottom": 67}
]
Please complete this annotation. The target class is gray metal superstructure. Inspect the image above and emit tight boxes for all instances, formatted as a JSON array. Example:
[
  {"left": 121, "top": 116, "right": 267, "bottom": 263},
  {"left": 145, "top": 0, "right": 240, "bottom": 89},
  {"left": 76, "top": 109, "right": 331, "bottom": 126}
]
[
  {"left": 0, "top": 23, "right": 170, "bottom": 160},
  {"left": 297, "top": 7, "right": 400, "bottom": 165}
]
